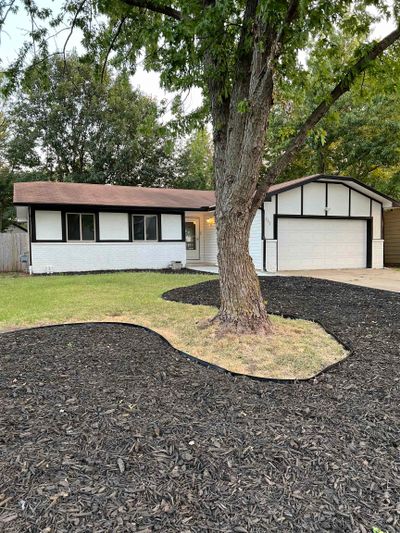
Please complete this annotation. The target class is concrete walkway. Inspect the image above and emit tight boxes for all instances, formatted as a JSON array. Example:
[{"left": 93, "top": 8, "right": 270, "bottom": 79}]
[{"left": 188, "top": 265, "right": 400, "bottom": 292}]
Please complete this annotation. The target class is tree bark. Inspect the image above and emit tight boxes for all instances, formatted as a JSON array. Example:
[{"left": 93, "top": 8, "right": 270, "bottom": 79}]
[{"left": 214, "top": 203, "right": 272, "bottom": 334}]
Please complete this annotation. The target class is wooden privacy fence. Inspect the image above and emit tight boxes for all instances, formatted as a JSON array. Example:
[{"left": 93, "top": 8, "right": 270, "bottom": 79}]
[
  {"left": 0, "top": 233, "right": 29, "bottom": 272},
  {"left": 384, "top": 208, "right": 400, "bottom": 266}
]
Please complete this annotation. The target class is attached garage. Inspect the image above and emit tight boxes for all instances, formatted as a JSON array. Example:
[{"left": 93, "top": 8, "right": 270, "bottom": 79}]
[
  {"left": 277, "top": 217, "right": 369, "bottom": 270},
  {"left": 13, "top": 174, "right": 398, "bottom": 274},
  {"left": 264, "top": 175, "right": 397, "bottom": 272}
]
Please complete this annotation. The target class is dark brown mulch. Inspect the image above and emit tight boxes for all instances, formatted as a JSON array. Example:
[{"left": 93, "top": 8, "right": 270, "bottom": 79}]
[{"left": 0, "top": 278, "right": 399, "bottom": 532}]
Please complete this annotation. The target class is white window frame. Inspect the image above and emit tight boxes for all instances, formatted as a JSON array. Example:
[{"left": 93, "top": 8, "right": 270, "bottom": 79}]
[
  {"left": 132, "top": 214, "right": 158, "bottom": 242},
  {"left": 66, "top": 212, "right": 96, "bottom": 242}
]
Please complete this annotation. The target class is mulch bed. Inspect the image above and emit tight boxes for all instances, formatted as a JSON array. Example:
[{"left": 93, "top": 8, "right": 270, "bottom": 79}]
[{"left": 0, "top": 278, "right": 399, "bottom": 532}]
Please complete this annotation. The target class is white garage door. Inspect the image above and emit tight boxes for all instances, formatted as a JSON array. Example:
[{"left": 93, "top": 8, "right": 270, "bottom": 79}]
[{"left": 278, "top": 218, "right": 367, "bottom": 270}]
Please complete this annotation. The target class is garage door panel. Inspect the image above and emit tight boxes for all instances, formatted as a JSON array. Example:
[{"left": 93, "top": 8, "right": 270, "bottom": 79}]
[{"left": 278, "top": 218, "right": 367, "bottom": 270}]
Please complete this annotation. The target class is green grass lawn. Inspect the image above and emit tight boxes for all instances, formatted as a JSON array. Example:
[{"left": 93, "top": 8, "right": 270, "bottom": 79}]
[
  {"left": 0, "top": 271, "right": 347, "bottom": 379},
  {"left": 0, "top": 271, "right": 214, "bottom": 328}
]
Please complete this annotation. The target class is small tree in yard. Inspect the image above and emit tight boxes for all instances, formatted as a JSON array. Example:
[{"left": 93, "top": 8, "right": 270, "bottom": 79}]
[{"left": 2, "top": 0, "right": 400, "bottom": 335}]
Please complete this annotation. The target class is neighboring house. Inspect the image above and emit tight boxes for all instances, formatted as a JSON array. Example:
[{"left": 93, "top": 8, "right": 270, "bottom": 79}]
[
  {"left": 13, "top": 175, "right": 397, "bottom": 274},
  {"left": 384, "top": 208, "right": 400, "bottom": 265}
]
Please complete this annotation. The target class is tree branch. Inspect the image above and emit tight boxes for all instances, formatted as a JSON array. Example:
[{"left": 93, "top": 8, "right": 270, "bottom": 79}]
[
  {"left": 63, "top": 0, "right": 87, "bottom": 72},
  {"left": 253, "top": 26, "right": 400, "bottom": 207},
  {"left": 276, "top": 0, "right": 300, "bottom": 48},
  {"left": 0, "top": 0, "right": 17, "bottom": 28},
  {"left": 252, "top": 0, "right": 300, "bottom": 98},
  {"left": 101, "top": 17, "right": 127, "bottom": 82},
  {"left": 119, "top": 0, "right": 181, "bottom": 20}
]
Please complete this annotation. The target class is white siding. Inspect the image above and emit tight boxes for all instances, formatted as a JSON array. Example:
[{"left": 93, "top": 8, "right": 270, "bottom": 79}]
[
  {"left": 161, "top": 214, "right": 182, "bottom": 240},
  {"left": 327, "top": 183, "right": 349, "bottom": 216},
  {"left": 372, "top": 240, "right": 384, "bottom": 268},
  {"left": 350, "top": 190, "right": 370, "bottom": 216},
  {"left": 302, "top": 182, "right": 326, "bottom": 216},
  {"left": 264, "top": 197, "right": 276, "bottom": 239},
  {"left": 278, "top": 188, "right": 301, "bottom": 215},
  {"left": 371, "top": 201, "right": 382, "bottom": 239},
  {"left": 203, "top": 214, "right": 218, "bottom": 264},
  {"left": 16, "top": 206, "right": 28, "bottom": 222},
  {"left": 249, "top": 210, "right": 263, "bottom": 269},
  {"left": 266, "top": 240, "right": 277, "bottom": 272},
  {"left": 99, "top": 212, "right": 129, "bottom": 240},
  {"left": 31, "top": 242, "right": 186, "bottom": 274},
  {"left": 35, "top": 210, "right": 62, "bottom": 241}
]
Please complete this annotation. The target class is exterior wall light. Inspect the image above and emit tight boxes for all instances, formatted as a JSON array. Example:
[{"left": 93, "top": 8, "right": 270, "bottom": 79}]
[{"left": 206, "top": 216, "right": 216, "bottom": 225}]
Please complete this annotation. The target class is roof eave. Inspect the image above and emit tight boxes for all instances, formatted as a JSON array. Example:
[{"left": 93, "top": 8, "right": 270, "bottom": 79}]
[
  {"left": 266, "top": 174, "right": 398, "bottom": 206},
  {"left": 13, "top": 201, "right": 215, "bottom": 211}
]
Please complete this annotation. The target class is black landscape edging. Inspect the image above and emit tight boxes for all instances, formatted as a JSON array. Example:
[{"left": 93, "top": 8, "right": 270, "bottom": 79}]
[{"left": 1, "top": 318, "right": 352, "bottom": 384}]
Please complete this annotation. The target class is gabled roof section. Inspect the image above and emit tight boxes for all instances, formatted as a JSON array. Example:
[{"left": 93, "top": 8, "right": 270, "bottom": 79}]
[
  {"left": 267, "top": 174, "right": 398, "bottom": 207},
  {"left": 14, "top": 181, "right": 216, "bottom": 210}
]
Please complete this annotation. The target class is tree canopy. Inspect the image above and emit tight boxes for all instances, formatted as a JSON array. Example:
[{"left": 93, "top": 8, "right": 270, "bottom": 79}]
[
  {"left": 172, "top": 129, "right": 213, "bottom": 190},
  {"left": 268, "top": 35, "right": 400, "bottom": 199},
  {"left": 4, "top": 54, "right": 175, "bottom": 185}
]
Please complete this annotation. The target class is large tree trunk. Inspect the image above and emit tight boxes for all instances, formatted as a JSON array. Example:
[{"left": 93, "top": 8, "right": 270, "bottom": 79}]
[{"left": 214, "top": 204, "right": 272, "bottom": 334}]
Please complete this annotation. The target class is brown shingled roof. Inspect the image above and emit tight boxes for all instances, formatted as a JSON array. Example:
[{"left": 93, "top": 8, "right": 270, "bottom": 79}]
[
  {"left": 14, "top": 181, "right": 216, "bottom": 210},
  {"left": 13, "top": 175, "right": 398, "bottom": 209}
]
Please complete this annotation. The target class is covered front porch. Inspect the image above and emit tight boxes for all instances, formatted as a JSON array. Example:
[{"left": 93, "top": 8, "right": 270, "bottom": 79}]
[
  {"left": 184, "top": 209, "right": 264, "bottom": 271},
  {"left": 184, "top": 211, "right": 218, "bottom": 267}
]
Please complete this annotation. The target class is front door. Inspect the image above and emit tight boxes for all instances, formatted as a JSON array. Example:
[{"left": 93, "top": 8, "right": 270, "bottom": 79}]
[{"left": 185, "top": 218, "right": 200, "bottom": 260}]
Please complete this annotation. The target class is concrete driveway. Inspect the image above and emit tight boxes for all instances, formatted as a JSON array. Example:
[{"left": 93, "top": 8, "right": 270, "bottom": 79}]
[
  {"left": 278, "top": 268, "right": 400, "bottom": 293},
  {"left": 188, "top": 265, "right": 400, "bottom": 292}
]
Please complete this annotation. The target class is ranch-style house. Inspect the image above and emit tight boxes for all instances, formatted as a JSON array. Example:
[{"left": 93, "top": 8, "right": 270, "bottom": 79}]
[{"left": 13, "top": 174, "right": 397, "bottom": 274}]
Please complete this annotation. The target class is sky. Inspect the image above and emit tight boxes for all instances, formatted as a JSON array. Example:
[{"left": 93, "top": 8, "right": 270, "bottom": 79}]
[
  {"left": 0, "top": 1, "right": 396, "bottom": 117},
  {"left": 0, "top": 0, "right": 203, "bottom": 117}
]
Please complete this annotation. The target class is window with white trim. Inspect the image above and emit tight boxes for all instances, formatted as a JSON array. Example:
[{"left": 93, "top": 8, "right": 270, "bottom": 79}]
[
  {"left": 66, "top": 213, "right": 96, "bottom": 241},
  {"left": 132, "top": 214, "right": 158, "bottom": 241}
]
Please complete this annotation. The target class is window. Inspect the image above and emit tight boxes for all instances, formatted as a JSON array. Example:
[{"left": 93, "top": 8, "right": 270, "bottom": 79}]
[
  {"left": 66, "top": 213, "right": 96, "bottom": 241},
  {"left": 185, "top": 221, "right": 196, "bottom": 250},
  {"left": 133, "top": 215, "right": 158, "bottom": 241}
]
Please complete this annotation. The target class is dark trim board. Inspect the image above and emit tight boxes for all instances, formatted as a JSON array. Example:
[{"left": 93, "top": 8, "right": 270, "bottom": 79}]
[
  {"left": 14, "top": 202, "right": 214, "bottom": 213},
  {"left": 325, "top": 183, "right": 328, "bottom": 216},
  {"left": 349, "top": 187, "right": 352, "bottom": 216},
  {"left": 272, "top": 215, "right": 373, "bottom": 271},
  {"left": 273, "top": 214, "right": 372, "bottom": 241},
  {"left": 28, "top": 207, "right": 33, "bottom": 267},
  {"left": 30, "top": 207, "right": 66, "bottom": 243},
  {"left": 261, "top": 204, "right": 266, "bottom": 271},
  {"left": 366, "top": 219, "right": 373, "bottom": 268},
  {"left": 30, "top": 208, "right": 185, "bottom": 244},
  {"left": 95, "top": 212, "right": 100, "bottom": 242},
  {"left": 265, "top": 174, "right": 398, "bottom": 205},
  {"left": 275, "top": 214, "right": 372, "bottom": 220},
  {"left": 270, "top": 180, "right": 383, "bottom": 242},
  {"left": 318, "top": 179, "right": 383, "bottom": 206},
  {"left": 300, "top": 186, "right": 304, "bottom": 216},
  {"left": 157, "top": 214, "right": 162, "bottom": 242}
]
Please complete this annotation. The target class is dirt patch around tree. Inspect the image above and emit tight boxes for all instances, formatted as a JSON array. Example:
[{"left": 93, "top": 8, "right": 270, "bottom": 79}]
[
  {"left": 133, "top": 312, "right": 348, "bottom": 380},
  {"left": 0, "top": 277, "right": 399, "bottom": 532}
]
